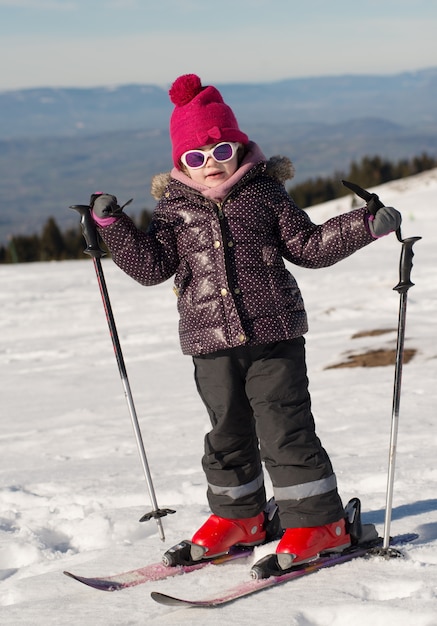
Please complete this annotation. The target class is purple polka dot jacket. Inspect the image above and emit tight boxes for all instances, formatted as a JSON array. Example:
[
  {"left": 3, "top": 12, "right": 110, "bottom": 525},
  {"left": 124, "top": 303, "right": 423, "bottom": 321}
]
[{"left": 97, "top": 151, "right": 374, "bottom": 356}]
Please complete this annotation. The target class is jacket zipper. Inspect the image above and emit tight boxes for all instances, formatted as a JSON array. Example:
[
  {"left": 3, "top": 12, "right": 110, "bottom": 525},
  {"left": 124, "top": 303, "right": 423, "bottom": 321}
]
[{"left": 215, "top": 201, "right": 235, "bottom": 297}]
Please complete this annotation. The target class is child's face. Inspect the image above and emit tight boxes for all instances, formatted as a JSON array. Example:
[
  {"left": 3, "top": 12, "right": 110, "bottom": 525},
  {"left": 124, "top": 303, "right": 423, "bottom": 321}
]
[{"left": 182, "top": 142, "right": 240, "bottom": 188}]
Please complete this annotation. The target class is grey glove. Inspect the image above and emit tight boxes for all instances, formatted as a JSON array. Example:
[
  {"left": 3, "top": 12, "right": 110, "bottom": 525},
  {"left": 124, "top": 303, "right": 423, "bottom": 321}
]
[
  {"left": 90, "top": 193, "right": 133, "bottom": 218},
  {"left": 90, "top": 193, "right": 122, "bottom": 218},
  {"left": 368, "top": 206, "right": 402, "bottom": 238}
]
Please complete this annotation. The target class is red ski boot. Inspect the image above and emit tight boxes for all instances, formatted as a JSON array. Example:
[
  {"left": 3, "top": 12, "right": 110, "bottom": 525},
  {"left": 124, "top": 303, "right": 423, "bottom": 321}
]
[
  {"left": 276, "top": 518, "right": 351, "bottom": 570},
  {"left": 190, "top": 512, "right": 266, "bottom": 561}
]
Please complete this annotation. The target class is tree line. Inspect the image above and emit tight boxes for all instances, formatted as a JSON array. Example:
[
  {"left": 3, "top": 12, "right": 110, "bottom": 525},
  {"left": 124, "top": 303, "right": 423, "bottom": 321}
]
[
  {"left": 0, "top": 210, "right": 152, "bottom": 264},
  {"left": 288, "top": 152, "right": 436, "bottom": 208},
  {"left": 1, "top": 152, "right": 435, "bottom": 264}
]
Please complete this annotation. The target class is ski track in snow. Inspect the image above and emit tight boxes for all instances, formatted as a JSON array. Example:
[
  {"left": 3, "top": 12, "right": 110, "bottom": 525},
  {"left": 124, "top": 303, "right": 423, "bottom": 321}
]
[{"left": 1, "top": 170, "right": 436, "bottom": 625}]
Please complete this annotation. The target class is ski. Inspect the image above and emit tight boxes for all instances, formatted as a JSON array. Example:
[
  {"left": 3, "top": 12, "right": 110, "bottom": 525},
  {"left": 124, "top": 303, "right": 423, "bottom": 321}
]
[
  {"left": 64, "top": 498, "right": 282, "bottom": 591},
  {"left": 151, "top": 533, "right": 417, "bottom": 608},
  {"left": 63, "top": 545, "right": 254, "bottom": 591}
]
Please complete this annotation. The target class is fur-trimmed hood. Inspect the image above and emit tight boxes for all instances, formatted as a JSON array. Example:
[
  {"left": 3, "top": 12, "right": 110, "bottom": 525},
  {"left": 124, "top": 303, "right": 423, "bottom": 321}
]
[{"left": 150, "top": 154, "right": 295, "bottom": 201}]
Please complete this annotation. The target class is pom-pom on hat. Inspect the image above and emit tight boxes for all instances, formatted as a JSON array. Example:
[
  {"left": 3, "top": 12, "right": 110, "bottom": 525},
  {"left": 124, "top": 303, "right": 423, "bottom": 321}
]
[{"left": 169, "top": 74, "right": 249, "bottom": 169}]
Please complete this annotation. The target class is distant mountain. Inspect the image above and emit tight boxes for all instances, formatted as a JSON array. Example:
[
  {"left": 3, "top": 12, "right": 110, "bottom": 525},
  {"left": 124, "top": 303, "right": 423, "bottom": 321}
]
[
  {"left": 0, "top": 68, "right": 436, "bottom": 243},
  {"left": 1, "top": 68, "right": 437, "bottom": 139}
]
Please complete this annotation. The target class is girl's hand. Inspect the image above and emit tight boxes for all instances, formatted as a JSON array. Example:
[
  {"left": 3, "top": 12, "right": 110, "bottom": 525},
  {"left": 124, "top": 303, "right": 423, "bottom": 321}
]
[
  {"left": 368, "top": 206, "right": 402, "bottom": 238},
  {"left": 90, "top": 193, "right": 123, "bottom": 218}
]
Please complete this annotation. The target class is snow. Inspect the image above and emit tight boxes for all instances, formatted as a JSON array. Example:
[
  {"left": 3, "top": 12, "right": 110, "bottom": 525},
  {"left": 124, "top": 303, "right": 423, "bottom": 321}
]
[{"left": 1, "top": 169, "right": 436, "bottom": 625}]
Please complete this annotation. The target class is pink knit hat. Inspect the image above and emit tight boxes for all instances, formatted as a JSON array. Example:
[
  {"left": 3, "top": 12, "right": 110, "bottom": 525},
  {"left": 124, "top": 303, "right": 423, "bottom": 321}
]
[{"left": 169, "top": 74, "right": 249, "bottom": 169}]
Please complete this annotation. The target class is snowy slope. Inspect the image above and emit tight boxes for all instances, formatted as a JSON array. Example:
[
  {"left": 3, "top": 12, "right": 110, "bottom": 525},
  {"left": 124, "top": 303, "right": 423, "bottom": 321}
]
[{"left": 1, "top": 169, "right": 436, "bottom": 625}]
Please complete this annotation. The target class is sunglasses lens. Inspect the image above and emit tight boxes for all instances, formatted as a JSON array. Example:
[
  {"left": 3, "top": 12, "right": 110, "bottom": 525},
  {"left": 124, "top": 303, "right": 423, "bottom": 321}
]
[
  {"left": 184, "top": 151, "right": 206, "bottom": 168},
  {"left": 212, "top": 143, "right": 234, "bottom": 162}
]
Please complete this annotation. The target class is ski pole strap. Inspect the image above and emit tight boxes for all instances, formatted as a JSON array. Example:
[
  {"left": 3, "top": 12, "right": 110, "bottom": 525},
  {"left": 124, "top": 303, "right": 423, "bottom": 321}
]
[{"left": 70, "top": 204, "right": 106, "bottom": 258}]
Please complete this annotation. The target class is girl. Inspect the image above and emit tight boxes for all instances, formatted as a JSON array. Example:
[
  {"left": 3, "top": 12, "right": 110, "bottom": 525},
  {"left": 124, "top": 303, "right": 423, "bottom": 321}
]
[{"left": 91, "top": 74, "right": 401, "bottom": 573}]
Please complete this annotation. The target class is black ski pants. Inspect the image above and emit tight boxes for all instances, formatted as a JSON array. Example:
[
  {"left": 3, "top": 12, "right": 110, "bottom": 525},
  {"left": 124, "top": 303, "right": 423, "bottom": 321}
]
[{"left": 193, "top": 338, "right": 345, "bottom": 528}]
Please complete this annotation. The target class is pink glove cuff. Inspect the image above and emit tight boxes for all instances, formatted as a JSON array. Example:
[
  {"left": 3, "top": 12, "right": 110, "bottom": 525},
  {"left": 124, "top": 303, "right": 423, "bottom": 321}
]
[{"left": 91, "top": 210, "right": 118, "bottom": 227}]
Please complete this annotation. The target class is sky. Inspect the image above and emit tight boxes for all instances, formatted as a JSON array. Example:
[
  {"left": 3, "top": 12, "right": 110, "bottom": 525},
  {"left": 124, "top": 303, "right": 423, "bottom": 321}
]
[{"left": 0, "top": 0, "right": 436, "bottom": 91}]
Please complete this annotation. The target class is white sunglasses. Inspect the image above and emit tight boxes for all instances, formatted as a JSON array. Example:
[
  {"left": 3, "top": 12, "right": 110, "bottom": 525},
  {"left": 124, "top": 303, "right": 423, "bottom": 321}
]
[{"left": 181, "top": 142, "right": 239, "bottom": 169}]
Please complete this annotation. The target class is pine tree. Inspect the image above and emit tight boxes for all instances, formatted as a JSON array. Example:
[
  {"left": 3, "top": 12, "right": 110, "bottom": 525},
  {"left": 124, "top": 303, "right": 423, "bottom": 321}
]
[{"left": 40, "top": 217, "right": 65, "bottom": 261}]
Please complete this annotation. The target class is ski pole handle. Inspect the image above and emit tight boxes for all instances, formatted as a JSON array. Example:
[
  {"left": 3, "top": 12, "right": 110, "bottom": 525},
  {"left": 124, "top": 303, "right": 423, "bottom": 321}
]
[
  {"left": 70, "top": 204, "right": 106, "bottom": 258},
  {"left": 341, "top": 180, "right": 384, "bottom": 215},
  {"left": 342, "top": 179, "right": 403, "bottom": 241},
  {"left": 393, "top": 236, "right": 421, "bottom": 294}
]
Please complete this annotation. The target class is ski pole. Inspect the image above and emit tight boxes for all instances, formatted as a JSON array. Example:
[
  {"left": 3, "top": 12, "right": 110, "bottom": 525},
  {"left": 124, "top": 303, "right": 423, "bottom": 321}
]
[
  {"left": 342, "top": 180, "right": 421, "bottom": 552},
  {"left": 70, "top": 204, "right": 175, "bottom": 541},
  {"left": 382, "top": 234, "right": 421, "bottom": 550}
]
